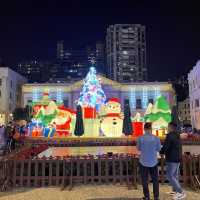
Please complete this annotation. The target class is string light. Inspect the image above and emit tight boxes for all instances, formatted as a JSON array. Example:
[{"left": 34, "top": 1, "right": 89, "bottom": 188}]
[
  {"left": 33, "top": 88, "right": 39, "bottom": 102},
  {"left": 77, "top": 66, "right": 106, "bottom": 111},
  {"left": 130, "top": 87, "right": 136, "bottom": 109},
  {"left": 142, "top": 87, "right": 148, "bottom": 109},
  {"left": 154, "top": 87, "right": 161, "bottom": 101},
  {"left": 56, "top": 88, "right": 63, "bottom": 103}
]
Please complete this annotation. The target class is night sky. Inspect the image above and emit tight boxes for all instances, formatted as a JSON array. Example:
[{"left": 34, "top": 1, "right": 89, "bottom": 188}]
[{"left": 0, "top": 0, "right": 200, "bottom": 81}]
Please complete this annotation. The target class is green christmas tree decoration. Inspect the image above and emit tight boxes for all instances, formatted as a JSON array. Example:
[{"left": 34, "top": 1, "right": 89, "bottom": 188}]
[
  {"left": 35, "top": 107, "right": 57, "bottom": 126},
  {"left": 34, "top": 100, "right": 58, "bottom": 126},
  {"left": 144, "top": 95, "right": 172, "bottom": 125},
  {"left": 153, "top": 95, "right": 171, "bottom": 113},
  {"left": 74, "top": 105, "right": 84, "bottom": 136},
  {"left": 122, "top": 101, "right": 133, "bottom": 136}
]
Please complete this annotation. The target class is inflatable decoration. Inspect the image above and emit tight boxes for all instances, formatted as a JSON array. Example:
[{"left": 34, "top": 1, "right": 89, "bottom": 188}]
[{"left": 100, "top": 98, "right": 123, "bottom": 137}]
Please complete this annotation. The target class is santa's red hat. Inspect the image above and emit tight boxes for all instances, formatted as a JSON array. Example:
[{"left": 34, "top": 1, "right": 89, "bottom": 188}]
[{"left": 108, "top": 97, "right": 120, "bottom": 103}]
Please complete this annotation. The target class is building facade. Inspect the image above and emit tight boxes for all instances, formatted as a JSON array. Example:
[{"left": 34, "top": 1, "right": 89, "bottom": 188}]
[
  {"left": 0, "top": 67, "right": 27, "bottom": 124},
  {"left": 22, "top": 76, "right": 175, "bottom": 115},
  {"left": 178, "top": 98, "right": 191, "bottom": 125},
  {"left": 96, "top": 41, "right": 106, "bottom": 74},
  {"left": 106, "top": 24, "right": 147, "bottom": 83},
  {"left": 188, "top": 60, "right": 200, "bottom": 129},
  {"left": 16, "top": 60, "right": 50, "bottom": 83},
  {"left": 54, "top": 41, "right": 107, "bottom": 81},
  {"left": 57, "top": 40, "right": 65, "bottom": 60}
]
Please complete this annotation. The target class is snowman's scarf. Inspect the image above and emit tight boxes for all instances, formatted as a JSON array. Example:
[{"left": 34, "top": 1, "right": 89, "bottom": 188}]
[{"left": 106, "top": 113, "right": 122, "bottom": 119}]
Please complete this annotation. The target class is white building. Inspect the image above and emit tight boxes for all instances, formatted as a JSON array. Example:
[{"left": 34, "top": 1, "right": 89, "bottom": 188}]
[
  {"left": 0, "top": 67, "right": 27, "bottom": 125},
  {"left": 22, "top": 76, "right": 175, "bottom": 114},
  {"left": 178, "top": 98, "right": 191, "bottom": 125},
  {"left": 106, "top": 24, "right": 147, "bottom": 83},
  {"left": 188, "top": 60, "right": 200, "bottom": 129}
]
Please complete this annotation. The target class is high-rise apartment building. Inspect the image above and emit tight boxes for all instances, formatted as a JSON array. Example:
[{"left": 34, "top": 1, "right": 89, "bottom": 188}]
[
  {"left": 106, "top": 24, "right": 147, "bottom": 82},
  {"left": 16, "top": 60, "right": 50, "bottom": 83},
  {"left": 50, "top": 50, "right": 90, "bottom": 82},
  {"left": 54, "top": 41, "right": 104, "bottom": 82},
  {"left": 57, "top": 41, "right": 65, "bottom": 60},
  {"left": 96, "top": 41, "right": 105, "bottom": 74}
]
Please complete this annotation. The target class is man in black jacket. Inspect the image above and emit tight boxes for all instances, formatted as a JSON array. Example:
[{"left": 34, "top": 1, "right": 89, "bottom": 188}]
[{"left": 160, "top": 122, "right": 186, "bottom": 199}]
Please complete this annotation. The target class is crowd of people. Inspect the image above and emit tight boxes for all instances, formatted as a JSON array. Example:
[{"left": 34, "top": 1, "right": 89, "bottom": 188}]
[
  {"left": 0, "top": 122, "right": 26, "bottom": 153},
  {"left": 137, "top": 122, "right": 186, "bottom": 200}
]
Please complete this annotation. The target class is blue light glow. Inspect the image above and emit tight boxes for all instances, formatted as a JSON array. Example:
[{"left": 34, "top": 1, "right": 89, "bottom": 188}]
[
  {"left": 78, "top": 66, "right": 106, "bottom": 111},
  {"left": 130, "top": 87, "right": 136, "bottom": 109},
  {"left": 33, "top": 88, "right": 39, "bottom": 102},
  {"left": 56, "top": 88, "right": 63, "bottom": 103},
  {"left": 142, "top": 87, "right": 148, "bottom": 108},
  {"left": 154, "top": 87, "right": 161, "bottom": 100}
]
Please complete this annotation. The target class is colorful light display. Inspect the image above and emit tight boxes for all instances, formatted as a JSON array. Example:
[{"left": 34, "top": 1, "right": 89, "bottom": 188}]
[
  {"left": 144, "top": 95, "right": 172, "bottom": 131},
  {"left": 26, "top": 67, "right": 173, "bottom": 139},
  {"left": 77, "top": 66, "right": 106, "bottom": 111},
  {"left": 142, "top": 87, "right": 148, "bottom": 109},
  {"left": 100, "top": 98, "right": 123, "bottom": 137}
]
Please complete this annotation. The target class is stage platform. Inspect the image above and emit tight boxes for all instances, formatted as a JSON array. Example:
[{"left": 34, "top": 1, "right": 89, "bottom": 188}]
[
  {"left": 37, "top": 146, "right": 139, "bottom": 158},
  {"left": 25, "top": 136, "right": 138, "bottom": 147},
  {"left": 25, "top": 136, "right": 165, "bottom": 147}
]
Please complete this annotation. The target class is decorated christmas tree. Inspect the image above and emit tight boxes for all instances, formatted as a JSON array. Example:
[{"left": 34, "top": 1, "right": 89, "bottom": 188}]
[
  {"left": 74, "top": 105, "right": 84, "bottom": 136},
  {"left": 35, "top": 101, "right": 58, "bottom": 126},
  {"left": 144, "top": 103, "right": 153, "bottom": 116},
  {"left": 144, "top": 95, "right": 172, "bottom": 128},
  {"left": 77, "top": 64, "right": 106, "bottom": 111}
]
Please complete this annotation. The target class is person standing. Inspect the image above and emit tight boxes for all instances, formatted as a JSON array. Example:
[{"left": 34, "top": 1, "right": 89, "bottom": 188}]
[
  {"left": 160, "top": 122, "right": 186, "bottom": 199},
  {"left": 0, "top": 124, "right": 5, "bottom": 148},
  {"left": 5, "top": 123, "right": 12, "bottom": 152},
  {"left": 137, "top": 122, "right": 161, "bottom": 200}
]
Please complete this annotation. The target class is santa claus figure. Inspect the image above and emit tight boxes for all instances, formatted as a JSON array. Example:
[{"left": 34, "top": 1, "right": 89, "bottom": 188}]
[
  {"left": 52, "top": 106, "right": 76, "bottom": 137},
  {"left": 100, "top": 98, "right": 123, "bottom": 137}
]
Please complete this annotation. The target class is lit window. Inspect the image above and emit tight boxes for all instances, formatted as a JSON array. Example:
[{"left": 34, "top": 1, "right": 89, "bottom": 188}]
[
  {"left": 195, "top": 99, "right": 199, "bottom": 107},
  {"left": 148, "top": 98, "right": 154, "bottom": 104},
  {"left": 123, "top": 51, "right": 128, "bottom": 55},
  {"left": 124, "top": 99, "right": 129, "bottom": 106},
  {"left": 136, "top": 99, "right": 142, "bottom": 109}
]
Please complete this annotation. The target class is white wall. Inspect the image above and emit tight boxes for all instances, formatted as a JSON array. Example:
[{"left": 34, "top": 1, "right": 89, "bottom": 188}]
[
  {"left": 188, "top": 61, "right": 200, "bottom": 129},
  {"left": 0, "top": 67, "right": 27, "bottom": 124}
]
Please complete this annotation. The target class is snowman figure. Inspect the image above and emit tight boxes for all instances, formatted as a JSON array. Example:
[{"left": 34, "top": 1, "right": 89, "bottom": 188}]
[{"left": 100, "top": 98, "right": 123, "bottom": 137}]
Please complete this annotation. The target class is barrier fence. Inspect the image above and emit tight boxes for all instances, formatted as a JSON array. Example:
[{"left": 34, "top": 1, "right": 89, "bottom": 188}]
[
  {"left": 0, "top": 154, "right": 200, "bottom": 191},
  {"left": 25, "top": 138, "right": 200, "bottom": 147}
]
